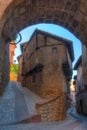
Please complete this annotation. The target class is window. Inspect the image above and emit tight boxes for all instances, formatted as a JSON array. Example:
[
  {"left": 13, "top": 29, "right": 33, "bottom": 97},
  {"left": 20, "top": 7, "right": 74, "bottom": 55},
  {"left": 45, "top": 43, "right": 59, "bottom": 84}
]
[{"left": 52, "top": 47, "right": 57, "bottom": 53}]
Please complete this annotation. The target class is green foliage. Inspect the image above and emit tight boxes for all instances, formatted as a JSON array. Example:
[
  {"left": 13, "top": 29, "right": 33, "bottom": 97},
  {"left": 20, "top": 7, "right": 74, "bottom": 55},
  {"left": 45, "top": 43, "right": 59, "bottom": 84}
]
[{"left": 10, "top": 64, "right": 18, "bottom": 75}]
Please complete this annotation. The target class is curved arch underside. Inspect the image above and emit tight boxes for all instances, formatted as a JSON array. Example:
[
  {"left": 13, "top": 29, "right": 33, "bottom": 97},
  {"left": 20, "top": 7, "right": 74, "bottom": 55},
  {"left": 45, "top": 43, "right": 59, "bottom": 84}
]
[{"left": 0, "top": 0, "right": 87, "bottom": 45}]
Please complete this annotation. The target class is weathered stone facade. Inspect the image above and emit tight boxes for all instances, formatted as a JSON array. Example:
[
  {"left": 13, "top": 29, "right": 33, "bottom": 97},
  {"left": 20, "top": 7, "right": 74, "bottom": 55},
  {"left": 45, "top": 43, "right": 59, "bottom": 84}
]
[
  {"left": 74, "top": 56, "right": 87, "bottom": 116},
  {"left": 17, "top": 42, "right": 28, "bottom": 84},
  {"left": 18, "top": 29, "right": 74, "bottom": 121},
  {"left": 0, "top": 0, "right": 87, "bottom": 94},
  {"left": 17, "top": 55, "right": 23, "bottom": 83},
  {"left": 0, "top": 0, "right": 87, "bottom": 45},
  {"left": 36, "top": 94, "right": 67, "bottom": 121},
  {"left": 0, "top": 1, "right": 87, "bottom": 121},
  {"left": 0, "top": 42, "right": 10, "bottom": 93}
]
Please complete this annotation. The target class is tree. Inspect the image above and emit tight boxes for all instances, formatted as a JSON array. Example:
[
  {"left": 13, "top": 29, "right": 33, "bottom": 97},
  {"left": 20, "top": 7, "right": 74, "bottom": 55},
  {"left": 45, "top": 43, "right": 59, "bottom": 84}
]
[{"left": 10, "top": 64, "right": 18, "bottom": 75}]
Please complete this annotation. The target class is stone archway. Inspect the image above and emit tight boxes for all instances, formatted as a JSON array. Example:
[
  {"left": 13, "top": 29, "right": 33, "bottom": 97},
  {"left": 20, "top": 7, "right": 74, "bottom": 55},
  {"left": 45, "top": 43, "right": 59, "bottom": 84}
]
[{"left": 0, "top": 0, "right": 87, "bottom": 89}]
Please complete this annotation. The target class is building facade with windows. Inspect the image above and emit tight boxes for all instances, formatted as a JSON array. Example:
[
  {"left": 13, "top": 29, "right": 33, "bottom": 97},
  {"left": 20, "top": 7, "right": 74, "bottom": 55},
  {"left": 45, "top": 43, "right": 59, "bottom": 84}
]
[
  {"left": 74, "top": 56, "right": 87, "bottom": 115},
  {"left": 17, "top": 29, "right": 74, "bottom": 121},
  {"left": 17, "top": 42, "right": 28, "bottom": 83}
]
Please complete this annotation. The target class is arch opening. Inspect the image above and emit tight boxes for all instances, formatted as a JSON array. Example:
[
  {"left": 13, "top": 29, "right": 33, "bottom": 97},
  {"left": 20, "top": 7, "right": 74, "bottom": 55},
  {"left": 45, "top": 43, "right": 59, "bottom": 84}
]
[{"left": 0, "top": 0, "right": 87, "bottom": 122}]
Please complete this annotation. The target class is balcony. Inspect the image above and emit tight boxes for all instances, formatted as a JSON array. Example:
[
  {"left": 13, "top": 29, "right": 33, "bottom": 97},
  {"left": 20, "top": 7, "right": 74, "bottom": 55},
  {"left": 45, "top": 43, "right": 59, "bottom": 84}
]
[
  {"left": 25, "top": 63, "right": 44, "bottom": 76},
  {"left": 62, "top": 61, "right": 72, "bottom": 81}
]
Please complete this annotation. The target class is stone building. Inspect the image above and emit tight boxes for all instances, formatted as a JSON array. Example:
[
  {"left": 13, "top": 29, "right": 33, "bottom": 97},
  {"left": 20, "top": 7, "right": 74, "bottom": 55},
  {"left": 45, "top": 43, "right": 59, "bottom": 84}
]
[
  {"left": 17, "top": 55, "right": 23, "bottom": 83},
  {"left": 74, "top": 56, "right": 87, "bottom": 115},
  {"left": 0, "top": 0, "right": 87, "bottom": 99},
  {"left": 17, "top": 42, "right": 28, "bottom": 83},
  {"left": 70, "top": 80, "right": 76, "bottom": 107},
  {"left": 18, "top": 29, "right": 74, "bottom": 121}
]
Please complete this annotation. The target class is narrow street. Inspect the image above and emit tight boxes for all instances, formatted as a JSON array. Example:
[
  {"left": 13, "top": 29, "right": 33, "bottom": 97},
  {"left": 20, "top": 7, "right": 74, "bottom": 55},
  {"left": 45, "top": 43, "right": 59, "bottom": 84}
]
[
  {"left": 0, "top": 81, "right": 87, "bottom": 130},
  {"left": 0, "top": 0, "right": 87, "bottom": 129}
]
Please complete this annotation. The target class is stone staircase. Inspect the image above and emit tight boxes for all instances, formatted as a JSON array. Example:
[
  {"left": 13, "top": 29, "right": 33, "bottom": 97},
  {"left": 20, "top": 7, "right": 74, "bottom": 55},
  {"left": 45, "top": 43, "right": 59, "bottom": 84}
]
[{"left": 0, "top": 81, "right": 44, "bottom": 125}]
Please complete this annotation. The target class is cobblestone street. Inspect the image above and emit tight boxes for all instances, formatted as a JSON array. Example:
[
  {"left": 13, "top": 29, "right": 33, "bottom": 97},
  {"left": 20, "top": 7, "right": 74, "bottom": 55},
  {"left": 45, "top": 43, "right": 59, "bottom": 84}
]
[{"left": 0, "top": 115, "right": 87, "bottom": 130}]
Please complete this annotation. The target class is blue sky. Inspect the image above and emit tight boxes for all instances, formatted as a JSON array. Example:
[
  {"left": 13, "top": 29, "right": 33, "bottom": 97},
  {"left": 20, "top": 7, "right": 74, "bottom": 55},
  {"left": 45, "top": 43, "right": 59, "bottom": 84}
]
[{"left": 14, "top": 23, "right": 82, "bottom": 78}]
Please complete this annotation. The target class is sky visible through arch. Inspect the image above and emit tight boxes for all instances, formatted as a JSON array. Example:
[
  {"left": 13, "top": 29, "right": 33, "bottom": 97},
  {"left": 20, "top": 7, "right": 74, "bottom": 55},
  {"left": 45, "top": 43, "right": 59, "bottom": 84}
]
[{"left": 14, "top": 23, "right": 82, "bottom": 78}]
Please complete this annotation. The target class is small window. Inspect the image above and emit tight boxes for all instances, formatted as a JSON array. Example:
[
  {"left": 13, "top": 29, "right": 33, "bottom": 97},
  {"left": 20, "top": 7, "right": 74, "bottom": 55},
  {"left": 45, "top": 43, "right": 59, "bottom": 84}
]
[{"left": 52, "top": 47, "right": 57, "bottom": 53}]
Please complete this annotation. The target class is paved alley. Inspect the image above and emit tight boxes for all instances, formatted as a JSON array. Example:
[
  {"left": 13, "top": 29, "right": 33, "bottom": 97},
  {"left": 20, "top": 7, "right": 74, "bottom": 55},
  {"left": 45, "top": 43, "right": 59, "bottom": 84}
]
[{"left": 0, "top": 81, "right": 87, "bottom": 130}]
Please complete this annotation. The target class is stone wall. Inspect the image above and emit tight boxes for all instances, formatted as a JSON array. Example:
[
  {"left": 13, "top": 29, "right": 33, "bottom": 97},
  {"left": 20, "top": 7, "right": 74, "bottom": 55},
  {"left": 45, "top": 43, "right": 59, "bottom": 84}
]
[
  {"left": 0, "top": 42, "right": 9, "bottom": 94},
  {"left": 17, "top": 56, "right": 23, "bottom": 84},
  {"left": 76, "top": 91, "right": 87, "bottom": 115},
  {"left": 75, "top": 52, "right": 87, "bottom": 115},
  {"left": 36, "top": 94, "right": 66, "bottom": 121},
  {"left": 2, "top": 43, "right": 9, "bottom": 88},
  {"left": 22, "top": 33, "right": 68, "bottom": 99},
  {"left": 82, "top": 45, "right": 87, "bottom": 86},
  {"left": 0, "top": 0, "right": 87, "bottom": 95},
  {"left": 18, "top": 30, "right": 73, "bottom": 121},
  {"left": 1, "top": 0, "right": 87, "bottom": 46}
]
